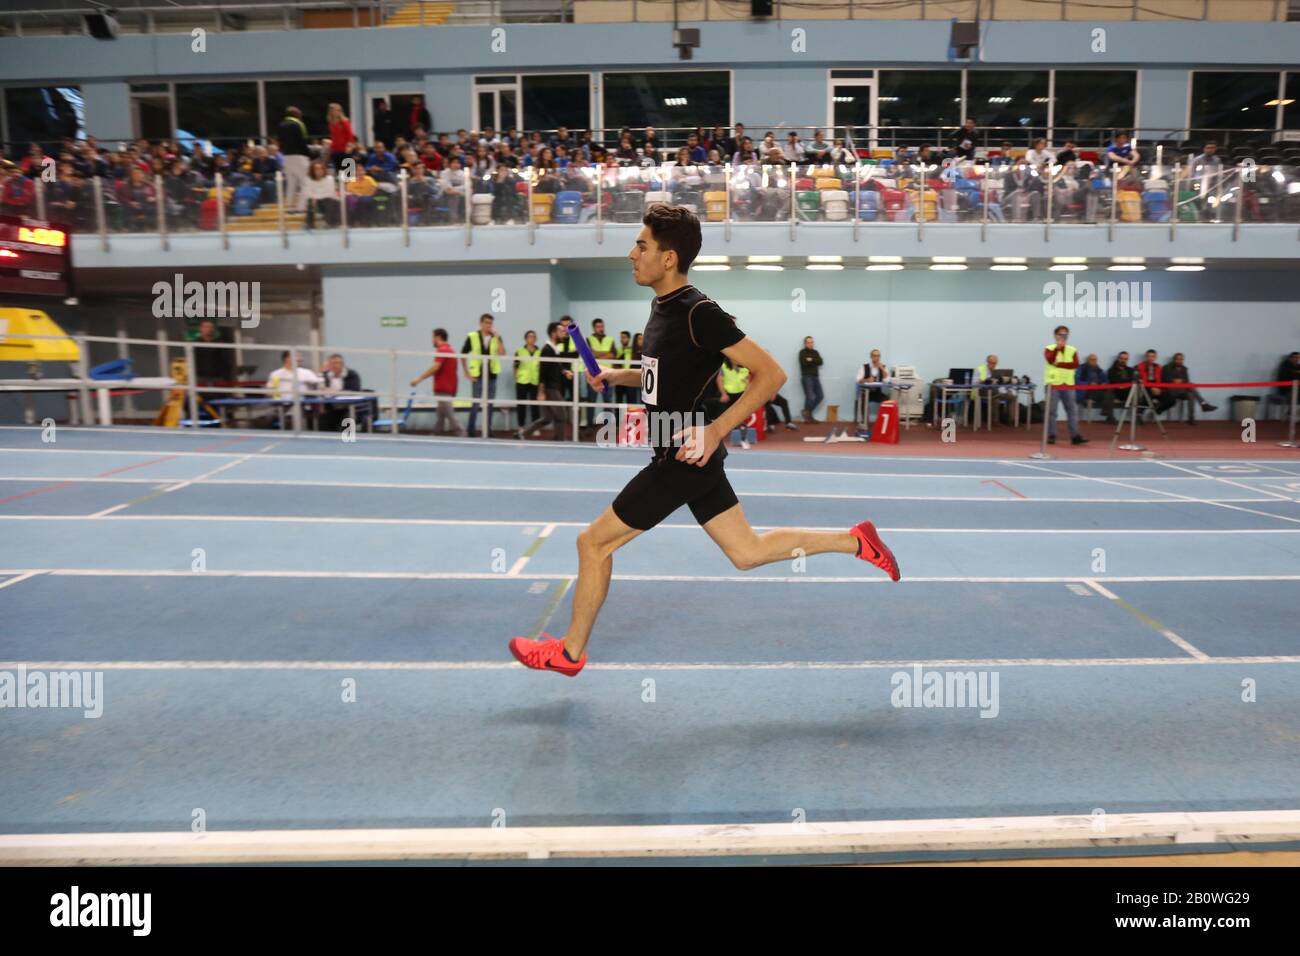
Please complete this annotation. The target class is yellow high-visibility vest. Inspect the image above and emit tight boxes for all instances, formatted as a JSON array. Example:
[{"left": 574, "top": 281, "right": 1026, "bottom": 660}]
[
  {"left": 588, "top": 334, "right": 614, "bottom": 359},
  {"left": 616, "top": 345, "right": 632, "bottom": 368},
  {"left": 515, "top": 346, "right": 541, "bottom": 385},
  {"left": 467, "top": 331, "right": 502, "bottom": 378},
  {"left": 721, "top": 364, "right": 750, "bottom": 394},
  {"left": 1043, "top": 344, "right": 1078, "bottom": 387}
]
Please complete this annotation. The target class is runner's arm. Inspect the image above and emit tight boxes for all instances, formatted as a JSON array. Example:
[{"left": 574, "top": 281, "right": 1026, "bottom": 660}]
[{"left": 709, "top": 337, "right": 786, "bottom": 438}]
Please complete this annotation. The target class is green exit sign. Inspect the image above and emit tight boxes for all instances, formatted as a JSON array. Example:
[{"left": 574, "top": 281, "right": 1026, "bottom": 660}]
[{"left": 380, "top": 316, "right": 407, "bottom": 328}]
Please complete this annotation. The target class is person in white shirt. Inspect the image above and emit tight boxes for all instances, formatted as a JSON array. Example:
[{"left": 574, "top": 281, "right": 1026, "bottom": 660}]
[
  {"left": 267, "top": 350, "right": 323, "bottom": 399},
  {"left": 780, "top": 131, "right": 805, "bottom": 164},
  {"left": 1025, "top": 137, "right": 1055, "bottom": 171}
]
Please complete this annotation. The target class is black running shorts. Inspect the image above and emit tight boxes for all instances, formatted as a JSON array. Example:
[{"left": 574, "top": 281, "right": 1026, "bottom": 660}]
[{"left": 611, "top": 452, "right": 739, "bottom": 531}]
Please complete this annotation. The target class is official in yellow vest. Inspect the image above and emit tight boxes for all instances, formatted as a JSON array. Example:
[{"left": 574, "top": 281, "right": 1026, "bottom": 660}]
[
  {"left": 581, "top": 317, "right": 616, "bottom": 427},
  {"left": 515, "top": 331, "right": 542, "bottom": 428},
  {"left": 614, "top": 330, "right": 636, "bottom": 407},
  {"left": 1043, "top": 324, "right": 1087, "bottom": 445},
  {"left": 462, "top": 313, "right": 506, "bottom": 436}
]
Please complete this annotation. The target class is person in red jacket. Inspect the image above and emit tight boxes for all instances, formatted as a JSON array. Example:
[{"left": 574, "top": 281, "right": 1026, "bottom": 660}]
[
  {"left": 327, "top": 102, "right": 355, "bottom": 171},
  {"left": 1137, "top": 348, "right": 1176, "bottom": 416}
]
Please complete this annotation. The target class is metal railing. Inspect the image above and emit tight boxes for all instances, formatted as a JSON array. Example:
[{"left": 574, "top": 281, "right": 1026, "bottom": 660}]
[
  {"left": 0, "top": 331, "right": 641, "bottom": 442},
  {"left": 26, "top": 157, "right": 1300, "bottom": 254}
]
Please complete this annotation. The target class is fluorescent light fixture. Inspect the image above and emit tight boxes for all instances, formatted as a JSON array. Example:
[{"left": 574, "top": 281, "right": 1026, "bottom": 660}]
[
  {"left": 931, "top": 256, "right": 967, "bottom": 263},
  {"left": 806, "top": 264, "right": 844, "bottom": 271},
  {"left": 1051, "top": 256, "right": 1088, "bottom": 264},
  {"left": 663, "top": 97, "right": 687, "bottom": 107},
  {"left": 1166, "top": 265, "right": 1206, "bottom": 272},
  {"left": 868, "top": 255, "right": 902, "bottom": 263},
  {"left": 1049, "top": 264, "right": 1088, "bottom": 272},
  {"left": 746, "top": 255, "right": 783, "bottom": 263},
  {"left": 693, "top": 265, "right": 731, "bottom": 271},
  {"left": 930, "top": 264, "right": 968, "bottom": 271},
  {"left": 990, "top": 264, "right": 1028, "bottom": 271},
  {"left": 1032, "top": 97, "right": 1050, "bottom": 104},
  {"left": 1171, "top": 256, "right": 1204, "bottom": 264},
  {"left": 1112, "top": 256, "right": 1146, "bottom": 264},
  {"left": 746, "top": 264, "right": 784, "bottom": 271},
  {"left": 1107, "top": 265, "right": 1147, "bottom": 272},
  {"left": 807, "top": 255, "right": 843, "bottom": 263},
  {"left": 695, "top": 255, "right": 729, "bottom": 264},
  {"left": 866, "top": 264, "right": 905, "bottom": 271},
  {"left": 992, "top": 256, "right": 1027, "bottom": 264},
  {"left": 988, "top": 96, "right": 1012, "bottom": 104}
]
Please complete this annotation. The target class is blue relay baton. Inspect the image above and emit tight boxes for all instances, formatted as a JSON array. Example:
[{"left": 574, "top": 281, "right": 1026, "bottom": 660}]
[{"left": 568, "top": 322, "right": 607, "bottom": 393}]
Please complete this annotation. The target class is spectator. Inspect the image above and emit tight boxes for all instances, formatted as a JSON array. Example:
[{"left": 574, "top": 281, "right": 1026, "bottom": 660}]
[
  {"left": 805, "top": 129, "right": 832, "bottom": 164},
  {"left": 514, "top": 330, "right": 543, "bottom": 429},
  {"left": 1054, "top": 140, "right": 1079, "bottom": 167},
  {"left": 411, "top": 327, "right": 464, "bottom": 436},
  {"left": 856, "top": 348, "right": 891, "bottom": 426},
  {"left": 114, "top": 166, "right": 157, "bottom": 230},
  {"left": 327, "top": 103, "right": 355, "bottom": 170},
  {"left": 829, "top": 138, "right": 858, "bottom": 167},
  {"left": 1136, "top": 348, "right": 1175, "bottom": 417},
  {"left": 1162, "top": 351, "right": 1217, "bottom": 422},
  {"left": 1, "top": 160, "right": 36, "bottom": 215},
  {"left": 372, "top": 100, "right": 395, "bottom": 150},
  {"left": 730, "top": 137, "right": 757, "bottom": 166},
  {"left": 462, "top": 313, "right": 506, "bottom": 436},
  {"left": 1025, "top": 137, "right": 1055, "bottom": 170},
  {"left": 303, "top": 159, "right": 340, "bottom": 229},
  {"left": 439, "top": 156, "right": 467, "bottom": 221},
  {"left": 715, "top": 358, "right": 756, "bottom": 449},
  {"left": 765, "top": 392, "right": 799, "bottom": 431},
  {"left": 721, "top": 123, "right": 746, "bottom": 160},
  {"left": 951, "top": 117, "right": 978, "bottom": 161},
  {"left": 277, "top": 105, "right": 311, "bottom": 212},
  {"left": 48, "top": 161, "right": 91, "bottom": 231},
  {"left": 406, "top": 95, "right": 432, "bottom": 141},
  {"left": 1276, "top": 352, "right": 1300, "bottom": 393},
  {"left": 518, "top": 321, "right": 574, "bottom": 440},
  {"left": 798, "top": 335, "right": 824, "bottom": 422},
  {"left": 1108, "top": 350, "right": 1136, "bottom": 387},
  {"left": 1105, "top": 130, "right": 1140, "bottom": 182},
  {"left": 781, "top": 131, "right": 805, "bottom": 164},
  {"left": 1076, "top": 352, "right": 1118, "bottom": 425},
  {"left": 614, "top": 330, "right": 637, "bottom": 407},
  {"left": 685, "top": 131, "right": 708, "bottom": 163},
  {"left": 1043, "top": 324, "right": 1087, "bottom": 445}
]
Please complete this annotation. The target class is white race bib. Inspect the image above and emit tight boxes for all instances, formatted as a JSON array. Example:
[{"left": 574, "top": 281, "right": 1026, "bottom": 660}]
[{"left": 640, "top": 355, "right": 659, "bottom": 406}]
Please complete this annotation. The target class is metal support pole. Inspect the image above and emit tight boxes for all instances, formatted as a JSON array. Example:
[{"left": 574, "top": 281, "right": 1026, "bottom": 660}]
[
  {"left": 981, "top": 165, "right": 989, "bottom": 241},
  {"left": 155, "top": 174, "right": 168, "bottom": 250},
  {"left": 853, "top": 162, "right": 861, "bottom": 243},
  {"left": 1109, "top": 166, "right": 1117, "bottom": 242},
  {"left": 74, "top": 335, "right": 92, "bottom": 425},
  {"left": 480, "top": 363, "right": 489, "bottom": 439},
  {"left": 1030, "top": 384, "right": 1052, "bottom": 459},
  {"left": 399, "top": 168, "right": 410, "bottom": 247},
  {"left": 338, "top": 172, "right": 349, "bottom": 248},
  {"left": 595, "top": 165, "right": 603, "bottom": 244},
  {"left": 789, "top": 164, "right": 797, "bottom": 241},
  {"left": 389, "top": 350, "right": 398, "bottom": 435},
  {"left": 724, "top": 162, "right": 732, "bottom": 243},
  {"left": 917, "top": 163, "right": 925, "bottom": 243},
  {"left": 1170, "top": 159, "right": 1178, "bottom": 242},
  {"left": 527, "top": 168, "right": 535, "bottom": 245},
  {"left": 1279, "top": 380, "right": 1299, "bottom": 448},
  {"left": 277, "top": 170, "right": 287, "bottom": 248},
  {"left": 465, "top": 169, "right": 473, "bottom": 247},
  {"left": 571, "top": 372, "right": 580, "bottom": 443},
  {"left": 1044, "top": 166, "right": 1052, "bottom": 241},
  {"left": 93, "top": 176, "right": 109, "bottom": 252},
  {"left": 1233, "top": 164, "right": 1244, "bottom": 242},
  {"left": 183, "top": 342, "right": 199, "bottom": 427},
  {"left": 35, "top": 178, "right": 46, "bottom": 221},
  {"left": 216, "top": 172, "right": 228, "bottom": 250}
]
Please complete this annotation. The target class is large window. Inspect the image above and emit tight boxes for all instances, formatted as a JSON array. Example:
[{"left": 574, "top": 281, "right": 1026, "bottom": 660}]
[
  {"left": 876, "top": 70, "right": 962, "bottom": 132},
  {"left": 4, "top": 87, "right": 83, "bottom": 147},
  {"left": 175, "top": 82, "right": 259, "bottom": 143},
  {"left": 264, "top": 80, "right": 351, "bottom": 137},
  {"left": 602, "top": 71, "right": 729, "bottom": 138},
  {"left": 523, "top": 74, "right": 590, "bottom": 132},
  {"left": 1190, "top": 71, "right": 1281, "bottom": 130},
  {"left": 1053, "top": 71, "right": 1136, "bottom": 136},
  {"left": 965, "top": 70, "right": 1049, "bottom": 141}
]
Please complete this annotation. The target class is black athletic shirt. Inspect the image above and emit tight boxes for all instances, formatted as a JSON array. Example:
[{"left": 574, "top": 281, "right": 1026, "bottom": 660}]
[{"left": 639, "top": 283, "right": 746, "bottom": 458}]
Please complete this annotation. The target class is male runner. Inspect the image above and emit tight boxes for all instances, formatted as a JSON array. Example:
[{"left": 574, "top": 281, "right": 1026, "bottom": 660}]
[{"left": 508, "top": 204, "right": 900, "bottom": 677}]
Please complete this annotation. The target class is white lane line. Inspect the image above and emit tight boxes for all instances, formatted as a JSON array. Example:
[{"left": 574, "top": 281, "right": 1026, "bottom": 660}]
[
  {"left": 1082, "top": 578, "right": 1211, "bottom": 661},
  {"left": 6, "top": 809, "right": 1300, "bottom": 865},
  {"left": 2, "top": 656, "right": 1298, "bottom": 672},
  {"left": 1155, "top": 459, "right": 1300, "bottom": 503},
  {"left": 0, "top": 445, "right": 1285, "bottom": 481},
  {"left": 0, "top": 475, "right": 1272, "bottom": 503},
  {"left": 506, "top": 523, "right": 558, "bottom": 577},
  {"left": 5, "top": 514, "right": 1300, "bottom": 533},
  {"left": 8, "top": 568, "right": 1300, "bottom": 585},
  {"left": 1007, "top": 459, "right": 1300, "bottom": 527},
  {"left": 86, "top": 453, "right": 260, "bottom": 518},
  {"left": 0, "top": 570, "right": 44, "bottom": 590}
]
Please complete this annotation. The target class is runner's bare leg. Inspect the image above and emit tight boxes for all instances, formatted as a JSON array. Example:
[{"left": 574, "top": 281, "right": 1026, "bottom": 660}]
[
  {"left": 562, "top": 506, "right": 643, "bottom": 659},
  {"left": 700, "top": 502, "right": 856, "bottom": 570}
]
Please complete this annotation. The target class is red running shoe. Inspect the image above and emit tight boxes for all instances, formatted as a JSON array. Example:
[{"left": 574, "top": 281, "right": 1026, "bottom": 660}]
[
  {"left": 850, "top": 520, "right": 901, "bottom": 581},
  {"left": 508, "top": 634, "right": 586, "bottom": 677}
]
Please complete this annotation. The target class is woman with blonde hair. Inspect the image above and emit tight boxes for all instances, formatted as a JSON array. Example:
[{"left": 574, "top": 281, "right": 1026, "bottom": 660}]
[{"left": 327, "top": 103, "right": 355, "bottom": 171}]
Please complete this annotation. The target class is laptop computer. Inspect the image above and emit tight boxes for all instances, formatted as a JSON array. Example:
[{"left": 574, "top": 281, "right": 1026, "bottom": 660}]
[
  {"left": 992, "top": 368, "right": 1014, "bottom": 382},
  {"left": 947, "top": 368, "right": 974, "bottom": 385}
]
